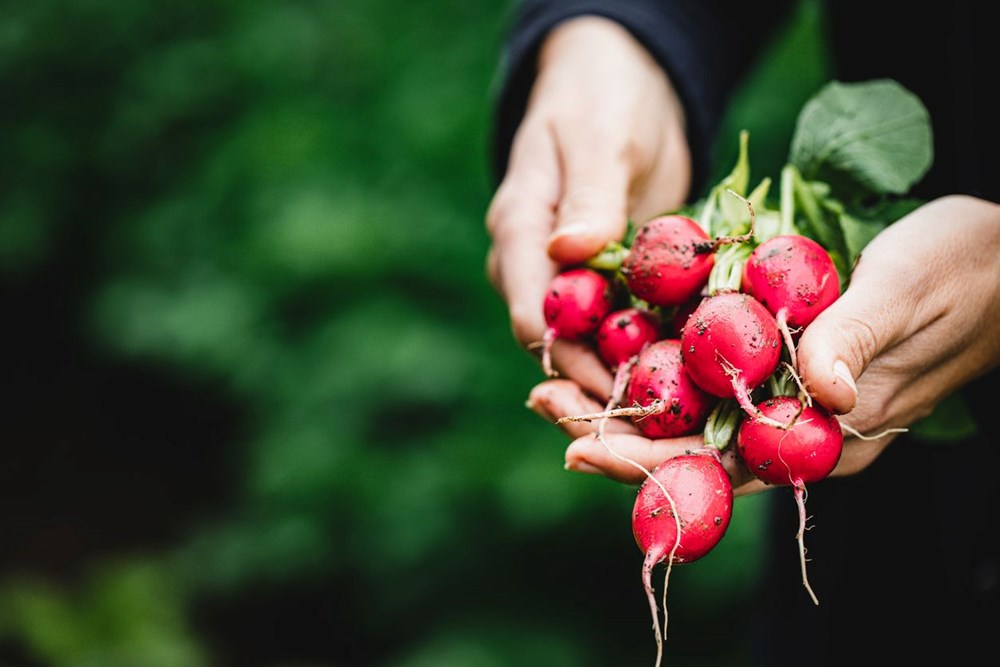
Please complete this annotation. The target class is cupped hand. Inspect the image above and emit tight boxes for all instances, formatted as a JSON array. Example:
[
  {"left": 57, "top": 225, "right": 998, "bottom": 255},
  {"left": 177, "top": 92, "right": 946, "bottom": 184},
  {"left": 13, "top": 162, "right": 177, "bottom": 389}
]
[
  {"left": 796, "top": 194, "right": 1000, "bottom": 475},
  {"left": 485, "top": 16, "right": 692, "bottom": 399},
  {"left": 526, "top": 195, "right": 1000, "bottom": 496}
]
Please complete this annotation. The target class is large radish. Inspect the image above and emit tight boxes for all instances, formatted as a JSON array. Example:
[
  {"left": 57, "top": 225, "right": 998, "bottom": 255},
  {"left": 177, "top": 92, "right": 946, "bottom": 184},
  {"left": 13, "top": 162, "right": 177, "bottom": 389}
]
[{"left": 632, "top": 448, "right": 733, "bottom": 667}]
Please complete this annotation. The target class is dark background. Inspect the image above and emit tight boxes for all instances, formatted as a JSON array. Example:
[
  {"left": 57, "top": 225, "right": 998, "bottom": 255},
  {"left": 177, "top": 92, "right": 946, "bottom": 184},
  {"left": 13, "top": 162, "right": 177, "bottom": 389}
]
[{"left": 0, "top": 1, "right": 830, "bottom": 665}]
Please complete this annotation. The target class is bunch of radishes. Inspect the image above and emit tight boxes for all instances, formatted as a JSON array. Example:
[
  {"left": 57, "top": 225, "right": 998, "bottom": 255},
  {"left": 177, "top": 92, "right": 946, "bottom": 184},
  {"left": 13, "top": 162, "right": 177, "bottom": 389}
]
[
  {"left": 526, "top": 79, "right": 935, "bottom": 666},
  {"left": 538, "top": 134, "right": 850, "bottom": 665}
]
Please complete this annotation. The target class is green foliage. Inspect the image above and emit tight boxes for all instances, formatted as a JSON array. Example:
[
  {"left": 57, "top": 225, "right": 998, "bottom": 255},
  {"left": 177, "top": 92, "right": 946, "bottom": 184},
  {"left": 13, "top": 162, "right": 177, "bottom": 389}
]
[
  {"left": 790, "top": 79, "right": 934, "bottom": 198},
  {"left": 0, "top": 560, "right": 206, "bottom": 667},
  {"left": 0, "top": 1, "right": 847, "bottom": 665}
]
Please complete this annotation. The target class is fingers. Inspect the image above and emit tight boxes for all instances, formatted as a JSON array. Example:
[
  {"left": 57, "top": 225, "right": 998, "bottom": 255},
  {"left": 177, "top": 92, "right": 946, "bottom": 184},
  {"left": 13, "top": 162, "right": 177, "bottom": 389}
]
[
  {"left": 547, "top": 145, "right": 631, "bottom": 265},
  {"left": 796, "top": 270, "right": 904, "bottom": 415},
  {"left": 545, "top": 340, "right": 615, "bottom": 400},
  {"left": 564, "top": 431, "right": 704, "bottom": 484},
  {"left": 528, "top": 379, "right": 773, "bottom": 496},
  {"left": 485, "top": 123, "right": 561, "bottom": 351},
  {"left": 795, "top": 197, "right": 994, "bottom": 416},
  {"left": 526, "top": 379, "right": 638, "bottom": 439}
]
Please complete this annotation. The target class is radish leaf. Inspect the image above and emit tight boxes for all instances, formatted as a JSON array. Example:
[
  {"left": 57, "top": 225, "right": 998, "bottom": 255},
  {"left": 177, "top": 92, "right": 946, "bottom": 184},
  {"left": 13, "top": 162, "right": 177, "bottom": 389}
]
[{"left": 789, "top": 79, "right": 933, "bottom": 197}]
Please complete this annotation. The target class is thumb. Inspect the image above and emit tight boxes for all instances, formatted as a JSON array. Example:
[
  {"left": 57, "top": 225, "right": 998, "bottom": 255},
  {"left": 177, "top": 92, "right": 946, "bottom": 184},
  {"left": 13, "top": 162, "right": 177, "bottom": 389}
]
[
  {"left": 796, "top": 281, "right": 903, "bottom": 415},
  {"left": 547, "top": 152, "right": 630, "bottom": 265}
]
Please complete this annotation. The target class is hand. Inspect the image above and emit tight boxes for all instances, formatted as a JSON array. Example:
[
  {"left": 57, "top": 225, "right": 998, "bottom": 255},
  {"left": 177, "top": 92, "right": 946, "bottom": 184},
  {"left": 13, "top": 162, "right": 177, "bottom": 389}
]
[
  {"left": 528, "top": 195, "right": 1000, "bottom": 496},
  {"left": 796, "top": 194, "right": 1000, "bottom": 475},
  {"left": 485, "top": 16, "right": 692, "bottom": 399}
]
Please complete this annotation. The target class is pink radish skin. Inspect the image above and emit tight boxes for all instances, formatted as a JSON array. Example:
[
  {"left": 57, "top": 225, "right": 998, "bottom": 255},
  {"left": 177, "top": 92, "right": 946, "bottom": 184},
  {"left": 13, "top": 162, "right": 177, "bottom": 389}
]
[
  {"left": 742, "top": 235, "right": 840, "bottom": 370},
  {"left": 742, "top": 234, "right": 840, "bottom": 331},
  {"left": 737, "top": 396, "right": 844, "bottom": 605},
  {"left": 596, "top": 307, "right": 663, "bottom": 419},
  {"left": 540, "top": 268, "right": 613, "bottom": 377},
  {"left": 624, "top": 339, "right": 716, "bottom": 438},
  {"left": 596, "top": 307, "right": 661, "bottom": 370},
  {"left": 737, "top": 396, "right": 843, "bottom": 486},
  {"left": 632, "top": 449, "right": 733, "bottom": 666},
  {"left": 680, "top": 292, "right": 782, "bottom": 419},
  {"left": 621, "top": 215, "right": 714, "bottom": 308}
]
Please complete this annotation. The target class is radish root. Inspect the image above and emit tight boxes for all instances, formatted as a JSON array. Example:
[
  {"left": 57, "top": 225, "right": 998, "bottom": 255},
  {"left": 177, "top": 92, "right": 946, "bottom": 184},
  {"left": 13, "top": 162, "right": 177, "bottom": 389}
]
[
  {"left": 591, "top": 425, "right": 680, "bottom": 667},
  {"left": 793, "top": 481, "right": 820, "bottom": 606},
  {"left": 841, "top": 423, "right": 909, "bottom": 440},
  {"left": 556, "top": 399, "right": 670, "bottom": 425},
  {"left": 561, "top": 364, "right": 682, "bottom": 667}
]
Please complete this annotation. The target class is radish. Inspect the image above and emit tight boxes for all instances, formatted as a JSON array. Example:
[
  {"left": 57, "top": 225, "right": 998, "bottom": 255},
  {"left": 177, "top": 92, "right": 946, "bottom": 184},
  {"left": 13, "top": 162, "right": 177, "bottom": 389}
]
[
  {"left": 596, "top": 307, "right": 662, "bottom": 371},
  {"left": 679, "top": 291, "right": 782, "bottom": 422},
  {"left": 620, "top": 215, "right": 715, "bottom": 308},
  {"left": 632, "top": 448, "right": 733, "bottom": 666},
  {"left": 540, "top": 267, "right": 614, "bottom": 377},
  {"left": 596, "top": 306, "right": 662, "bottom": 404},
  {"left": 620, "top": 189, "right": 759, "bottom": 310},
  {"left": 742, "top": 234, "right": 840, "bottom": 369},
  {"left": 737, "top": 395, "right": 843, "bottom": 605},
  {"left": 623, "top": 339, "right": 716, "bottom": 438}
]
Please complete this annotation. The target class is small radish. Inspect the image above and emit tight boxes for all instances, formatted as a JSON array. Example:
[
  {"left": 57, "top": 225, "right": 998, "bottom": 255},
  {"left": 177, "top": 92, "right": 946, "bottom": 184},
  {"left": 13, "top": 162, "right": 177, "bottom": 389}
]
[
  {"left": 596, "top": 307, "right": 662, "bottom": 372},
  {"left": 742, "top": 234, "right": 840, "bottom": 369},
  {"left": 595, "top": 307, "right": 662, "bottom": 416},
  {"left": 737, "top": 395, "right": 843, "bottom": 605},
  {"left": 620, "top": 215, "right": 715, "bottom": 308},
  {"left": 540, "top": 267, "right": 614, "bottom": 377},
  {"left": 680, "top": 291, "right": 782, "bottom": 422},
  {"left": 632, "top": 448, "right": 733, "bottom": 667},
  {"left": 556, "top": 339, "right": 715, "bottom": 439},
  {"left": 623, "top": 339, "right": 716, "bottom": 438}
]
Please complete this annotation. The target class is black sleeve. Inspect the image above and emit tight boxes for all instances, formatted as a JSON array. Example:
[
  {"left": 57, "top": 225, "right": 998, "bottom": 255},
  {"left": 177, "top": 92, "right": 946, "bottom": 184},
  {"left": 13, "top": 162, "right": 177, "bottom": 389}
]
[{"left": 490, "top": 0, "right": 799, "bottom": 198}]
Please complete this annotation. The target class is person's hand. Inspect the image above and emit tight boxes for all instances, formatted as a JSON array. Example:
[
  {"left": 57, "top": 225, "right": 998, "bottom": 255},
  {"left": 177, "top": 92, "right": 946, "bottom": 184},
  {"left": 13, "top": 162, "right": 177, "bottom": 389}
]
[
  {"left": 485, "top": 16, "right": 692, "bottom": 399},
  {"left": 528, "top": 194, "right": 1000, "bottom": 496}
]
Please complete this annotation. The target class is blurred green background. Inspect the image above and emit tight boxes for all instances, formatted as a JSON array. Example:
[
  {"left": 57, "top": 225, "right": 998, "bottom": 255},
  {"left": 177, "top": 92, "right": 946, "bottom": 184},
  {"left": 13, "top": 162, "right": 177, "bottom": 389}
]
[{"left": 0, "top": 1, "right": 829, "bottom": 665}]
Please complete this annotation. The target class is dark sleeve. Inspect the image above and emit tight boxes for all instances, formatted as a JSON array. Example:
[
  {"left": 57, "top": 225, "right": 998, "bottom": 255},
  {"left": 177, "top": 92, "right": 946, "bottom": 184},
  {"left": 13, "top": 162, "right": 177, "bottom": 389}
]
[{"left": 490, "top": 0, "right": 799, "bottom": 198}]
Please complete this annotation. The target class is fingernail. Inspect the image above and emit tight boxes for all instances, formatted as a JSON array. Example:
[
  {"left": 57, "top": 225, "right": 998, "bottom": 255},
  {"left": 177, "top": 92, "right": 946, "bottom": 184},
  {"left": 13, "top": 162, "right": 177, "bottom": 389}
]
[
  {"left": 564, "top": 459, "right": 604, "bottom": 475},
  {"left": 549, "top": 223, "right": 591, "bottom": 241},
  {"left": 832, "top": 359, "right": 857, "bottom": 395}
]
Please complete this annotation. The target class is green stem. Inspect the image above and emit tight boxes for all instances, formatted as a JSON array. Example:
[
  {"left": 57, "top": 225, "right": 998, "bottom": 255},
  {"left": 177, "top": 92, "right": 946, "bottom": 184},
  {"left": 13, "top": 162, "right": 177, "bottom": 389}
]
[
  {"left": 780, "top": 164, "right": 797, "bottom": 236},
  {"left": 703, "top": 399, "right": 742, "bottom": 451},
  {"left": 584, "top": 240, "right": 629, "bottom": 272},
  {"left": 789, "top": 165, "right": 825, "bottom": 233},
  {"left": 707, "top": 242, "right": 751, "bottom": 294}
]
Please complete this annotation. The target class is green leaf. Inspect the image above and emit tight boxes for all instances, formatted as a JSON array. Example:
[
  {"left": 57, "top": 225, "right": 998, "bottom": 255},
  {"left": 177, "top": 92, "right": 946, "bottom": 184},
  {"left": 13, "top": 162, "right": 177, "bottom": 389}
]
[
  {"left": 839, "top": 197, "right": 924, "bottom": 269},
  {"left": 700, "top": 129, "right": 752, "bottom": 236},
  {"left": 790, "top": 79, "right": 933, "bottom": 196},
  {"left": 909, "top": 392, "right": 980, "bottom": 443}
]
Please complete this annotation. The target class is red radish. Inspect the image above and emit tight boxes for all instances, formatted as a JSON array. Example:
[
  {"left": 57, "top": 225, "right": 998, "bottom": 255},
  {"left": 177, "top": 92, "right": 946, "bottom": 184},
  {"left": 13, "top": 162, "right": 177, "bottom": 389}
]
[
  {"left": 742, "top": 234, "right": 840, "bottom": 369},
  {"left": 620, "top": 215, "right": 715, "bottom": 308},
  {"left": 540, "top": 267, "right": 613, "bottom": 377},
  {"left": 597, "top": 307, "right": 662, "bottom": 371},
  {"left": 623, "top": 339, "right": 716, "bottom": 438},
  {"left": 632, "top": 448, "right": 733, "bottom": 666},
  {"left": 680, "top": 291, "right": 782, "bottom": 421},
  {"left": 596, "top": 307, "right": 662, "bottom": 414},
  {"left": 737, "top": 395, "right": 843, "bottom": 605}
]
